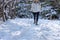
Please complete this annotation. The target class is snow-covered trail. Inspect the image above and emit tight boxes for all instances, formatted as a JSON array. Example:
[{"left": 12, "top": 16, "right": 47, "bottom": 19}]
[{"left": 0, "top": 18, "right": 60, "bottom": 40}]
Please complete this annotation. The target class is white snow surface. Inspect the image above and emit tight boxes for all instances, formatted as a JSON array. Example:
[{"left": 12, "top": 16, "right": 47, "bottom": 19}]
[{"left": 0, "top": 18, "right": 60, "bottom": 40}]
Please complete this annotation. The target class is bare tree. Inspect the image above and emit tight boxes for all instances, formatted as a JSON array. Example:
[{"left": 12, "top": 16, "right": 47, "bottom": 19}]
[
  {"left": 0, "top": 0, "right": 17, "bottom": 21},
  {"left": 0, "top": 0, "right": 7, "bottom": 22}
]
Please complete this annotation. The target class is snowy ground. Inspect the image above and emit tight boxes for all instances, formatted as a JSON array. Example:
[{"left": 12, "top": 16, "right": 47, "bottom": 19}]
[
  {"left": 0, "top": 18, "right": 60, "bottom": 40},
  {"left": 0, "top": 21, "right": 3, "bottom": 25}
]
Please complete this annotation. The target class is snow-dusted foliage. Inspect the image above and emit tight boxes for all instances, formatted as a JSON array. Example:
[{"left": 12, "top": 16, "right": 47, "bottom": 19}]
[
  {"left": 16, "top": 1, "right": 59, "bottom": 19},
  {"left": 0, "top": 0, "right": 60, "bottom": 20},
  {"left": 16, "top": 0, "right": 32, "bottom": 18}
]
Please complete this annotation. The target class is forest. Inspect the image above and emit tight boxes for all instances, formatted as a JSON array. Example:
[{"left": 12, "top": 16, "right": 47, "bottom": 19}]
[{"left": 0, "top": 0, "right": 60, "bottom": 22}]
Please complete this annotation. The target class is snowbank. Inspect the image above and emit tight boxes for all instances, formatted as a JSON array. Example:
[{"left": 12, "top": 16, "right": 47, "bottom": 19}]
[{"left": 0, "top": 18, "right": 60, "bottom": 40}]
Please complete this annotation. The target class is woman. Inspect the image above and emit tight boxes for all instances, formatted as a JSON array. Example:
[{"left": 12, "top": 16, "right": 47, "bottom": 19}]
[{"left": 31, "top": 0, "right": 41, "bottom": 25}]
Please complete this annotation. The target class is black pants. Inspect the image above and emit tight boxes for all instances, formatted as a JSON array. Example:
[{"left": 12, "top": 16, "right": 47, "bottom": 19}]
[{"left": 32, "top": 12, "right": 39, "bottom": 25}]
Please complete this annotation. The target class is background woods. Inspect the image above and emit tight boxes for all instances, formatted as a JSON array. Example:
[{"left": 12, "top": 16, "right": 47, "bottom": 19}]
[
  {"left": 0, "top": 0, "right": 60, "bottom": 22},
  {"left": 0, "top": 0, "right": 17, "bottom": 21}
]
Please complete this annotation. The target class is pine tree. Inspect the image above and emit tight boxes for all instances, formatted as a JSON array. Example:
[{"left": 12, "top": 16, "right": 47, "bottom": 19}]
[{"left": 16, "top": 0, "right": 33, "bottom": 18}]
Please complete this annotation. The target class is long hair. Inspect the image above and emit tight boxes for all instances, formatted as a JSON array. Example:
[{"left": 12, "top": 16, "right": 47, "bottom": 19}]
[{"left": 33, "top": 0, "right": 40, "bottom": 3}]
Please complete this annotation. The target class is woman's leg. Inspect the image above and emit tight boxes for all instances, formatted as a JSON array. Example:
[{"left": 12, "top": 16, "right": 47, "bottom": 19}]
[
  {"left": 33, "top": 12, "right": 39, "bottom": 25},
  {"left": 35, "top": 12, "right": 39, "bottom": 25},
  {"left": 33, "top": 12, "right": 36, "bottom": 24}
]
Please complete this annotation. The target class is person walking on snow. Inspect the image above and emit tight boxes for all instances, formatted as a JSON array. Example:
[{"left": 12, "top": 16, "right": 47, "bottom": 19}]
[{"left": 31, "top": 0, "right": 41, "bottom": 25}]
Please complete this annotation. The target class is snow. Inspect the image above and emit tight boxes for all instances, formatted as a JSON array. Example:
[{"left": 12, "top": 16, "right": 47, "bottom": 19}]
[
  {"left": 0, "top": 21, "right": 3, "bottom": 25},
  {"left": 0, "top": 18, "right": 60, "bottom": 40}
]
